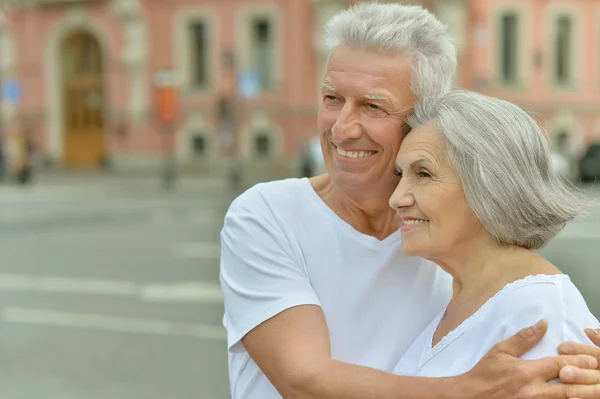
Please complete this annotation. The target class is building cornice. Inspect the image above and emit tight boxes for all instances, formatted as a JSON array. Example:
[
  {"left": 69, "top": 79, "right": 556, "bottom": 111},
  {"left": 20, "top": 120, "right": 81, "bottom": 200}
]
[{"left": 1, "top": 0, "right": 107, "bottom": 9}]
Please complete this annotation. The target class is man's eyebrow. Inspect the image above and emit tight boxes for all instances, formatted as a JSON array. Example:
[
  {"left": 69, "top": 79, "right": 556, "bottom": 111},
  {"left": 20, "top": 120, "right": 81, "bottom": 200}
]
[
  {"left": 321, "top": 82, "right": 338, "bottom": 93},
  {"left": 362, "top": 94, "right": 394, "bottom": 105}
]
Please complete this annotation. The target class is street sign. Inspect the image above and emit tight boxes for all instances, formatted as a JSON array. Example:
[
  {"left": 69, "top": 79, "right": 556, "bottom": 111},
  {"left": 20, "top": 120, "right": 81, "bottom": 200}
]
[
  {"left": 153, "top": 69, "right": 179, "bottom": 125},
  {"left": 238, "top": 70, "right": 262, "bottom": 99},
  {"left": 2, "top": 78, "right": 21, "bottom": 105}
]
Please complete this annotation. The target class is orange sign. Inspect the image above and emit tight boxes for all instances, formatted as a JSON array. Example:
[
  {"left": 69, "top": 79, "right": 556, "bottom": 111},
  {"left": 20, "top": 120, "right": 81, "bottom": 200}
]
[
  {"left": 156, "top": 86, "right": 178, "bottom": 124},
  {"left": 154, "top": 69, "right": 179, "bottom": 125}
]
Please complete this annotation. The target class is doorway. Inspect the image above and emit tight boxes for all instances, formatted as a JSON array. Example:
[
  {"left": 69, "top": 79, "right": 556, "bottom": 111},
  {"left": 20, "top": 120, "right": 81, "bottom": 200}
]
[{"left": 61, "top": 30, "right": 105, "bottom": 167}]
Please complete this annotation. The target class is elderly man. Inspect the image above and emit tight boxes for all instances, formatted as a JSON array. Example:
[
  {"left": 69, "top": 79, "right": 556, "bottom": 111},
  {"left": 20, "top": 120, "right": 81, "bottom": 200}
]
[{"left": 220, "top": 3, "right": 600, "bottom": 398}]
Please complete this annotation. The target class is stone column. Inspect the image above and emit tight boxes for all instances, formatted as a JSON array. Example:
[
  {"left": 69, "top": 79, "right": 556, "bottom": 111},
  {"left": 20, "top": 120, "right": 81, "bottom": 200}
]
[
  {"left": 0, "top": 10, "right": 16, "bottom": 124},
  {"left": 112, "top": 0, "right": 149, "bottom": 126},
  {"left": 433, "top": 0, "right": 468, "bottom": 83}
]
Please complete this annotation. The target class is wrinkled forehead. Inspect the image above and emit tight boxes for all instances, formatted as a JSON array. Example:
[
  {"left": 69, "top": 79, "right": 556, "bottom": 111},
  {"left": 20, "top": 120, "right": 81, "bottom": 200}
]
[{"left": 397, "top": 124, "right": 447, "bottom": 163}]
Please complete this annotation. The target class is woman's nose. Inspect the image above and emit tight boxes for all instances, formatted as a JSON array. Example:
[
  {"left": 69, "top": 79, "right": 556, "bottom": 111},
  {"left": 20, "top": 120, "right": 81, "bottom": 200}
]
[{"left": 389, "top": 181, "right": 414, "bottom": 210}]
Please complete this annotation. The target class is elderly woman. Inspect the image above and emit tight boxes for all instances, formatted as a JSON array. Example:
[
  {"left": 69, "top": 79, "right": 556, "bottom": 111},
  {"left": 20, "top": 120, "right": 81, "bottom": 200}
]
[{"left": 390, "top": 90, "right": 600, "bottom": 378}]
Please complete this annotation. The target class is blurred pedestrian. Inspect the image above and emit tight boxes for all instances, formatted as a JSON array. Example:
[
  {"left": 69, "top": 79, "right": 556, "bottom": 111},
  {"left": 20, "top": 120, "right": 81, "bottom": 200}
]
[
  {"left": 220, "top": 3, "right": 600, "bottom": 399},
  {"left": 16, "top": 124, "right": 35, "bottom": 185}
]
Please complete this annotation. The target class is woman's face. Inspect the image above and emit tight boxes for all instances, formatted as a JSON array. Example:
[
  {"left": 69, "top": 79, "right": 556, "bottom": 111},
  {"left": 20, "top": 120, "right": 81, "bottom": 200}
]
[{"left": 389, "top": 124, "right": 484, "bottom": 259}]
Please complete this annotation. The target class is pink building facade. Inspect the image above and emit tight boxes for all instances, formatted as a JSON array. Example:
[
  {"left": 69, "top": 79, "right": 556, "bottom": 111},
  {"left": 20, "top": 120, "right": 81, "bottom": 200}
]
[
  {"left": 460, "top": 0, "right": 600, "bottom": 166},
  {"left": 0, "top": 0, "right": 597, "bottom": 175}
]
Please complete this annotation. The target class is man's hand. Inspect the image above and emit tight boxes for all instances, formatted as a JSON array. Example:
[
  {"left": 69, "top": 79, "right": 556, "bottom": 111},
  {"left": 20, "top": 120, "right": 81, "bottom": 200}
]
[
  {"left": 459, "top": 320, "right": 600, "bottom": 399},
  {"left": 556, "top": 328, "right": 600, "bottom": 389}
]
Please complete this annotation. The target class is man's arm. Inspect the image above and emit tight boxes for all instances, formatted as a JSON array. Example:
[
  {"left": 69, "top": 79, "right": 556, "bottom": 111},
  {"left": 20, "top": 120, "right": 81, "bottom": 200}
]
[
  {"left": 243, "top": 307, "right": 599, "bottom": 399},
  {"left": 242, "top": 305, "right": 454, "bottom": 399}
]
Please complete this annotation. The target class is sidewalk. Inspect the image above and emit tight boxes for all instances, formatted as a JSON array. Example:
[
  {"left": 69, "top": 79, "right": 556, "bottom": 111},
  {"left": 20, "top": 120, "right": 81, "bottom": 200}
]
[{"left": 0, "top": 170, "right": 234, "bottom": 199}]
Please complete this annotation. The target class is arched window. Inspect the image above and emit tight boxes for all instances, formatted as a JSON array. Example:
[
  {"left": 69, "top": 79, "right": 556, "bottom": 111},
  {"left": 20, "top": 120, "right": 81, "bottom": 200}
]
[
  {"left": 554, "top": 15, "right": 572, "bottom": 85},
  {"left": 254, "top": 133, "right": 271, "bottom": 157},
  {"left": 555, "top": 129, "right": 570, "bottom": 154},
  {"left": 190, "top": 134, "right": 207, "bottom": 157},
  {"left": 499, "top": 12, "right": 519, "bottom": 84}
]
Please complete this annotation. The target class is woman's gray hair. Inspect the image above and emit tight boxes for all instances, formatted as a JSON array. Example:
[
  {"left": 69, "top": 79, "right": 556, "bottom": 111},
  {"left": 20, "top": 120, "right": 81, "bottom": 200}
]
[
  {"left": 407, "top": 90, "right": 592, "bottom": 250},
  {"left": 324, "top": 2, "right": 457, "bottom": 101}
]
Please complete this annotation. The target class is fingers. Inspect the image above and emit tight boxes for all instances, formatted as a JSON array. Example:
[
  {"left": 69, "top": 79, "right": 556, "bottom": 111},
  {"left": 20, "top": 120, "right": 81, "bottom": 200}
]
[
  {"left": 493, "top": 320, "right": 548, "bottom": 357},
  {"left": 560, "top": 366, "right": 600, "bottom": 385},
  {"left": 560, "top": 341, "right": 600, "bottom": 365},
  {"left": 563, "top": 384, "right": 600, "bottom": 399},
  {"left": 529, "top": 355, "right": 598, "bottom": 380},
  {"left": 535, "top": 383, "right": 600, "bottom": 399},
  {"left": 585, "top": 329, "right": 600, "bottom": 347}
]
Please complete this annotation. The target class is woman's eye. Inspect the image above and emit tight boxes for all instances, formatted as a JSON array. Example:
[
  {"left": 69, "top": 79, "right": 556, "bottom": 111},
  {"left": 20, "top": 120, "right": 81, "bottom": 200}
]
[
  {"left": 393, "top": 169, "right": 402, "bottom": 178},
  {"left": 418, "top": 171, "right": 432, "bottom": 178}
]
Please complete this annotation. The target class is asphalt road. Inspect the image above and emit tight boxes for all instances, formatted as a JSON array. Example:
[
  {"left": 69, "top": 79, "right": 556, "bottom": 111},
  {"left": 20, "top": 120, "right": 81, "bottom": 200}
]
[{"left": 0, "top": 178, "right": 232, "bottom": 399}]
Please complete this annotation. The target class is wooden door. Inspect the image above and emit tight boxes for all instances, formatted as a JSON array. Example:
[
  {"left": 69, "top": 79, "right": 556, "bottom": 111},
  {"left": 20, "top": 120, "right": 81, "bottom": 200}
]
[{"left": 62, "top": 31, "right": 105, "bottom": 167}]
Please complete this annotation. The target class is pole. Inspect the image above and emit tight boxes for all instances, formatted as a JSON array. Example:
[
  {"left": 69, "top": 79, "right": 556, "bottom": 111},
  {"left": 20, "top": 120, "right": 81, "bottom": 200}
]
[
  {"left": 161, "top": 123, "right": 176, "bottom": 190},
  {"left": 0, "top": 10, "right": 5, "bottom": 182}
]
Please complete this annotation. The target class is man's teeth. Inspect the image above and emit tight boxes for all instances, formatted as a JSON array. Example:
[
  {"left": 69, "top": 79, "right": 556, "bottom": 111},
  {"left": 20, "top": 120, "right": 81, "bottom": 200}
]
[
  {"left": 403, "top": 219, "right": 429, "bottom": 225},
  {"left": 336, "top": 147, "right": 376, "bottom": 159}
]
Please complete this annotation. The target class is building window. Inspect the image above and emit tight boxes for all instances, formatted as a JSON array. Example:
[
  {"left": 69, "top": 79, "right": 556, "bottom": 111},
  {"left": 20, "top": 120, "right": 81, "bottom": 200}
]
[
  {"left": 554, "top": 15, "right": 572, "bottom": 85},
  {"left": 254, "top": 134, "right": 271, "bottom": 156},
  {"left": 191, "top": 134, "right": 207, "bottom": 157},
  {"left": 189, "top": 21, "right": 209, "bottom": 90},
  {"left": 499, "top": 12, "right": 519, "bottom": 84},
  {"left": 555, "top": 130, "right": 570, "bottom": 154},
  {"left": 250, "top": 17, "right": 274, "bottom": 91}
]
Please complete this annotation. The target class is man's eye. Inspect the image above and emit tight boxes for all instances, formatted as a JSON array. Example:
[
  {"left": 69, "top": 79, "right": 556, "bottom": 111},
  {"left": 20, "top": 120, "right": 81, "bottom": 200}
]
[
  {"left": 368, "top": 104, "right": 380, "bottom": 110},
  {"left": 324, "top": 95, "right": 338, "bottom": 101}
]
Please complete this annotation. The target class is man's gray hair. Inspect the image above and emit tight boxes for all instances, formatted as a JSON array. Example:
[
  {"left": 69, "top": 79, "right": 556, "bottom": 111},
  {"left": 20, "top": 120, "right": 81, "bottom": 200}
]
[
  {"left": 407, "top": 90, "right": 592, "bottom": 250},
  {"left": 324, "top": 2, "right": 457, "bottom": 101}
]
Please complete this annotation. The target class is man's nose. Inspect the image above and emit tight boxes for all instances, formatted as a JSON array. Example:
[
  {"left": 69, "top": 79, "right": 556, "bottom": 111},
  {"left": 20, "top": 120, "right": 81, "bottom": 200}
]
[
  {"left": 331, "top": 103, "right": 361, "bottom": 141},
  {"left": 389, "top": 180, "right": 414, "bottom": 210}
]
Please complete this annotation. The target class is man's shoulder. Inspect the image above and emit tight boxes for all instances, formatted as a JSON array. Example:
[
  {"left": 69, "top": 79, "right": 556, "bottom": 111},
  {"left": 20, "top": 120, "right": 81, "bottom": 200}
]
[{"left": 229, "top": 178, "right": 311, "bottom": 215}]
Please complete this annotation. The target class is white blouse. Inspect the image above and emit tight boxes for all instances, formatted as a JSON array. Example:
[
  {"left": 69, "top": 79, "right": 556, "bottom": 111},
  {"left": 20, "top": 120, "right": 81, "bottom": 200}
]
[{"left": 394, "top": 274, "right": 600, "bottom": 377}]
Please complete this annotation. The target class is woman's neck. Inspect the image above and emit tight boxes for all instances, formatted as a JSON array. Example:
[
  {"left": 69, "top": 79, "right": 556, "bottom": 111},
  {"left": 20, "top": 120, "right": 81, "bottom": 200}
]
[{"left": 430, "top": 242, "right": 562, "bottom": 346}]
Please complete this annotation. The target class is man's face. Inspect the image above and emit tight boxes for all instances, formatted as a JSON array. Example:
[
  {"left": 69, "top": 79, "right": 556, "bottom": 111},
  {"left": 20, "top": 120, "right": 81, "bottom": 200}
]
[{"left": 318, "top": 45, "right": 416, "bottom": 192}]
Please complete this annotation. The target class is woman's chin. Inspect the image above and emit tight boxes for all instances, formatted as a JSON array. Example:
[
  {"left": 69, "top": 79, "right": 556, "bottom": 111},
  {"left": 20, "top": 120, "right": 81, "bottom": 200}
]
[{"left": 400, "top": 241, "right": 425, "bottom": 258}]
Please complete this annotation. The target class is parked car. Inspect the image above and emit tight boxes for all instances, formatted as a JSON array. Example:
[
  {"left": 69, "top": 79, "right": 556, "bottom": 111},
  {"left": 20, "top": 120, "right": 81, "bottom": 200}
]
[
  {"left": 300, "top": 136, "right": 327, "bottom": 177},
  {"left": 579, "top": 143, "right": 600, "bottom": 182}
]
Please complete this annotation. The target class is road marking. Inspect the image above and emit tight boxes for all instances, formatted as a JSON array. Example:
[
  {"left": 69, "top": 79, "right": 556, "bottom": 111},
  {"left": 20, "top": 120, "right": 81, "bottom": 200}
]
[
  {"left": 141, "top": 282, "right": 223, "bottom": 303},
  {"left": 146, "top": 210, "right": 220, "bottom": 226},
  {"left": 2, "top": 307, "right": 226, "bottom": 341},
  {"left": 0, "top": 274, "right": 223, "bottom": 303},
  {"left": 174, "top": 242, "right": 221, "bottom": 260},
  {"left": 0, "top": 274, "right": 139, "bottom": 297}
]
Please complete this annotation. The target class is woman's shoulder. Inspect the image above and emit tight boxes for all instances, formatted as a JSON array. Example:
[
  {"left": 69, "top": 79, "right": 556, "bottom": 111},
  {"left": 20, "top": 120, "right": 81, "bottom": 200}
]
[
  {"left": 491, "top": 274, "right": 582, "bottom": 316},
  {"left": 486, "top": 274, "right": 599, "bottom": 355}
]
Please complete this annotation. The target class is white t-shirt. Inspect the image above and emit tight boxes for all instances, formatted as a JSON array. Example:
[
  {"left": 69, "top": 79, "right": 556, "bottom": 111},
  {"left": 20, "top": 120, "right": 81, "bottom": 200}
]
[
  {"left": 394, "top": 274, "right": 600, "bottom": 377},
  {"left": 220, "top": 178, "right": 452, "bottom": 398}
]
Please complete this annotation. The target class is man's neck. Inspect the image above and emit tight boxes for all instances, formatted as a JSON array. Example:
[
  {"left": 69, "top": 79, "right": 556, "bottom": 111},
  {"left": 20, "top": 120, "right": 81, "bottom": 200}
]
[{"left": 310, "top": 174, "right": 400, "bottom": 240}]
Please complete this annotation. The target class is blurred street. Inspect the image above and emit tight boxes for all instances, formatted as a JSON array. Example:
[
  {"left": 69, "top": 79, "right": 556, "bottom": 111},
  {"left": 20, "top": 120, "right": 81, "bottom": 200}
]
[
  {"left": 0, "top": 174, "right": 233, "bottom": 399},
  {"left": 539, "top": 183, "right": 600, "bottom": 318},
  {"left": 0, "top": 174, "right": 597, "bottom": 399}
]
